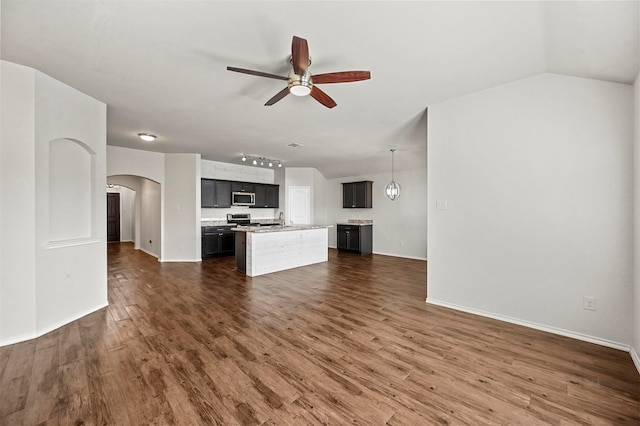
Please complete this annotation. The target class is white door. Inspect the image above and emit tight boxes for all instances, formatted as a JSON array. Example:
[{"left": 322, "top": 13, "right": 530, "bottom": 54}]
[{"left": 288, "top": 186, "right": 311, "bottom": 225}]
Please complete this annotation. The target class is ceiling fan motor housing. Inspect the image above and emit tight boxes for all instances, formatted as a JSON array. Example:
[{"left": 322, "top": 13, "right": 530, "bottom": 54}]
[{"left": 288, "top": 71, "right": 312, "bottom": 96}]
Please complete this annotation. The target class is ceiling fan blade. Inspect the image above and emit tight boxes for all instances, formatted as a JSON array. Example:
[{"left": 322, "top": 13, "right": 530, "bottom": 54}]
[
  {"left": 291, "top": 36, "right": 309, "bottom": 75},
  {"left": 265, "top": 87, "right": 291, "bottom": 106},
  {"left": 309, "top": 86, "right": 337, "bottom": 109},
  {"left": 227, "top": 66, "right": 288, "bottom": 81},
  {"left": 312, "top": 71, "right": 371, "bottom": 84}
]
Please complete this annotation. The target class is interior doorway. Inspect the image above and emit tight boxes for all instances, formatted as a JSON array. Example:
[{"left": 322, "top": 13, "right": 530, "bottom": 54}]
[{"left": 107, "top": 192, "right": 121, "bottom": 242}]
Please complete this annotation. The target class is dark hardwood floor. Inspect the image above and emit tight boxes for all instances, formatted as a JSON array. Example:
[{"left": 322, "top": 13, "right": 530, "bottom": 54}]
[{"left": 1, "top": 242, "right": 638, "bottom": 425}]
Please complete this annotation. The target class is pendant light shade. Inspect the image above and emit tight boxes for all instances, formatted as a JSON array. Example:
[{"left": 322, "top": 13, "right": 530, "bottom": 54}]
[{"left": 385, "top": 149, "right": 401, "bottom": 201}]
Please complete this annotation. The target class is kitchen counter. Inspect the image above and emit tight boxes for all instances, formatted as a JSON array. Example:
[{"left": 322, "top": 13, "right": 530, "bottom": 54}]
[
  {"left": 336, "top": 219, "right": 373, "bottom": 226},
  {"left": 234, "top": 225, "right": 330, "bottom": 277},
  {"left": 201, "top": 219, "right": 282, "bottom": 227},
  {"left": 233, "top": 224, "right": 332, "bottom": 233}
]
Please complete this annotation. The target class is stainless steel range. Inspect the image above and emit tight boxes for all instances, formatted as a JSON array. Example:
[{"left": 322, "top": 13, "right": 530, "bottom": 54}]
[{"left": 227, "top": 213, "right": 251, "bottom": 226}]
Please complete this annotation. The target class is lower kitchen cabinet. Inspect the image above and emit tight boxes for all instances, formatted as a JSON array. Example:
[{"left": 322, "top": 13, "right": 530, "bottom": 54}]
[
  {"left": 336, "top": 224, "right": 372, "bottom": 255},
  {"left": 202, "top": 226, "right": 235, "bottom": 259}
]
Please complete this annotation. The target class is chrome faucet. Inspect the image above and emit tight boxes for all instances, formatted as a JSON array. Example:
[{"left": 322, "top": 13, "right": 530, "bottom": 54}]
[{"left": 278, "top": 211, "right": 285, "bottom": 225}]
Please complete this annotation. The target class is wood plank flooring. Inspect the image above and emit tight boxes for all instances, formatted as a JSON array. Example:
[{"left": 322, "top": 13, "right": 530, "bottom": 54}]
[{"left": 1, "top": 242, "right": 638, "bottom": 425}]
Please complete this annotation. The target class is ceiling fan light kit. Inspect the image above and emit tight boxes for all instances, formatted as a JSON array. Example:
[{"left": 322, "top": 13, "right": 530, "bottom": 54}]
[{"left": 227, "top": 35, "right": 371, "bottom": 108}]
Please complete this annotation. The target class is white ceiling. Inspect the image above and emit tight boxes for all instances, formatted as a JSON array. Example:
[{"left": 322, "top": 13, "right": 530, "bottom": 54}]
[{"left": 2, "top": 1, "right": 638, "bottom": 178}]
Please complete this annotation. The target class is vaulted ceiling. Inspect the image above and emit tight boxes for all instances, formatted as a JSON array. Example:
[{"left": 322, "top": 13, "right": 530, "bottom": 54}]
[{"left": 2, "top": 1, "right": 638, "bottom": 178}]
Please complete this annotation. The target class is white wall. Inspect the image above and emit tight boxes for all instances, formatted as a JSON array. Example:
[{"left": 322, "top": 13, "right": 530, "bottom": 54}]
[
  {"left": 326, "top": 168, "right": 428, "bottom": 260},
  {"left": 1, "top": 61, "right": 107, "bottom": 345},
  {"left": 108, "top": 147, "right": 203, "bottom": 261},
  {"left": 164, "top": 154, "right": 201, "bottom": 261},
  {"left": 107, "top": 175, "right": 146, "bottom": 250},
  {"left": 201, "top": 158, "right": 279, "bottom": 220},
  {"left": 633, "top": 69, "right": 640, "bottom": 371},
  {"left": 119, "top": 186, "right": 135, "bottom": 242},
  {"left": 428, "top": 73, "right": 633, "bottom": 349},
  {"left": 140, "top": 178, "right": 161, "bottom": 258},
  {"left": 1, "top": 62, "right": 37, "bottom": 343},
  {"left": 107, "top": 146, "right": 165, "bottom": 255},
  {"left": 107, "top": 145, "right": 164, "bottom": 184}
]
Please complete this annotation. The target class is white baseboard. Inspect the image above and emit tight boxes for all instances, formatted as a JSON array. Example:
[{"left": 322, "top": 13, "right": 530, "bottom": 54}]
[
  {"left": 631, "top": 346, "right": 640, "bottom": 375},
  {"left": 426, "top": 298, "right": 630, "bottom": 352},
  {"left": 139, "top": 247, "right": 159, "bottom": 259},
  {"left": 0, "top": 301, "right": 109, "bottom": 347},
  {"left": 328, "top": 246, "right": 428, "bottom": 261},
  {"left": 0, "top": 331, "right": 38, "bottom": 347},
  {"left": 373, "top": 250, "right": 428, "bottom": 261},
  {"left": 160, "top": 258, "right": 201, "bottom": 263}
]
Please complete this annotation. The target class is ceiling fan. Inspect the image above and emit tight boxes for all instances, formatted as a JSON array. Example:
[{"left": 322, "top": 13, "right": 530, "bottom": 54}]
[{"left": 227, "top": 36, "right": 371, "bottom": 109}]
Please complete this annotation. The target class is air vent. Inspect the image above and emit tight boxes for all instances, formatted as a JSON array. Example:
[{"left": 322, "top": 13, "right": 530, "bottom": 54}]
[{"left": 287, "top": 142, "right": 304, "bottom": 148}]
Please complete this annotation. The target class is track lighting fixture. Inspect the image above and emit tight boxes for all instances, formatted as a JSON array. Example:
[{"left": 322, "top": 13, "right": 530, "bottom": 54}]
[{"left": 241, "top": 154, "right": 283, "bottom": 169}]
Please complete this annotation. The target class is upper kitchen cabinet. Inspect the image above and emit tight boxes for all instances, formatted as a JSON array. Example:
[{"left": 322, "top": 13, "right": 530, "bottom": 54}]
[
  {"left": 201, "top": 179, "right": 231, "bottom": 208},
  {"left": 342, "top": 181, "right": 373, "bottom": 208},
  {"left": 231, "top": 182, "right": 254, "bottom": 193},
  {"left": 253, "top": 184, "right": 279, "bottom": 208}
]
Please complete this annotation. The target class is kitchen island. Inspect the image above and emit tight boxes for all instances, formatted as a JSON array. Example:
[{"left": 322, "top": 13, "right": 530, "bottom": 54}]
[{"left": 234, "top": 225, "right": 331, "bottom": 277}]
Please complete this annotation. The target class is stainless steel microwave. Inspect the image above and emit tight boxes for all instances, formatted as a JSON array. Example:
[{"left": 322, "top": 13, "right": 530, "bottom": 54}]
[{"left": 232, "top": 191, "right": 255, "bottom": 206}]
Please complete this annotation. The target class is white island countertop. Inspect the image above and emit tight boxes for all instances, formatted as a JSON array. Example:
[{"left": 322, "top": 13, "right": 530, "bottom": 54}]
[{"left": 233, "top": 224, "right": 332, "bottom": 233}]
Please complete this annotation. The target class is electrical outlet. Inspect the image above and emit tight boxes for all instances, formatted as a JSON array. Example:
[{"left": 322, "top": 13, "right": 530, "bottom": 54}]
[
  {"left": 436, "top": 200, "right": 448, "bottom": 210},
  {"left": 583, "top": 296, "right": 596, "bottom": 311},
  {"left": 400, "top": 240, "right": 404, "bottom": 247}
]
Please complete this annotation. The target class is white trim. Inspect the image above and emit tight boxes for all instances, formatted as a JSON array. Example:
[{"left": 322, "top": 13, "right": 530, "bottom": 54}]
[
  {"left": 0, "top": 301, "right": 109, "bottom": 347},
  {"left": 139, "top": 247, "right": 159, "bottom": 259},
  {"left": 0, "top": 332, "right": 38, "bottom": 347},
  {"left": 46, "top": 237, "right": 100, "bottom": 249},
  {"left": 426, "top": 298, "right": 630, "bottom": 352},
  {"left": 160, "top": 258, "right": 201, "bottom": 263},
  {"left": 373, "top": 250, "right": 428, "bottom": 261},
  {"left": 631, "top": 347, "right": 640, "bottom": 375},
  {"left": 327, "top": 246, "right": 428, "bottom": 261}
]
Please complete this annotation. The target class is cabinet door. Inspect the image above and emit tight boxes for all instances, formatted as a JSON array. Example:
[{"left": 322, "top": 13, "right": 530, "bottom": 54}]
[
  {"left": 231, "top": 182, "right": 254, "bottom": 193},
  {"left": 253, "top": 184, "right": 266, "bottom": 207},
  {"left": 221, "top": 232, "right": 235, "bottom": 254},
  {"left": 201, "top": 180, "right": 215, "bottom": 208},
  {"left": 347, "top": 228, "right": 361, "bottom": 251},
  {"left": 214, "top": 181, "right": 231, "bottom": 208},
  {"left": 342, "top": 181, "right": 372, "bottom": 208},
  {"left": 353, "top": 182, "right": 368, "bottom": 208},
  {"left": 265, "top": 185, "right": 279, "bottom": 208},
  {"left": 202, "top": 229, "right": 220, "bottom": 257},
  {"left": 337, "top": 228, "right": 348, "bottom": 250},
  {"left": 343, "top": 183, "right": 355, "bottom": 208}
]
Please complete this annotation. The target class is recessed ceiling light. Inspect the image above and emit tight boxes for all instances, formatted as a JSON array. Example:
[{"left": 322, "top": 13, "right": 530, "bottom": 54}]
[{"left": 138, "top": 133, "right": 156, "bottom": 142}]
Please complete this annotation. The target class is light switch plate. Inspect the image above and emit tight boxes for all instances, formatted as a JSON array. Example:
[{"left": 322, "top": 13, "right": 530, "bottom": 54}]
[
  {"left": 436, "top": 200, "right": 448, "bottom": 210},
  {"left": 583, "top": 296, "right": 596, "bottom": 311}
]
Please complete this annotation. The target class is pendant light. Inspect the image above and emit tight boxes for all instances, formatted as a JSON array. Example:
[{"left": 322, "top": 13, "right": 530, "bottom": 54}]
[{"left": 385, "top": 149, "right": 401, "bottom": 200}]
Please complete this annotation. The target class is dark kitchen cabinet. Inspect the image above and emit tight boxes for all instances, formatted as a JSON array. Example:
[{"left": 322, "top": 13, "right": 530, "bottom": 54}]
[
  {"left": 337, "top": 224, "right": 372, "bottom": 255},
  {"left": 342, "top": 181, "right": 373, "bottom": 208},
  {"left": 201, "top": 179, "right": 231, "bottom": 208},
  {"left": 252, "top": 184, "right": 279, "bottom": 208},
  {"left": 202, "top": 226, "right": 236, "bottom": 258},
  {"left": 231, "top": 182, "right": 254, "bottom": 193}
]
